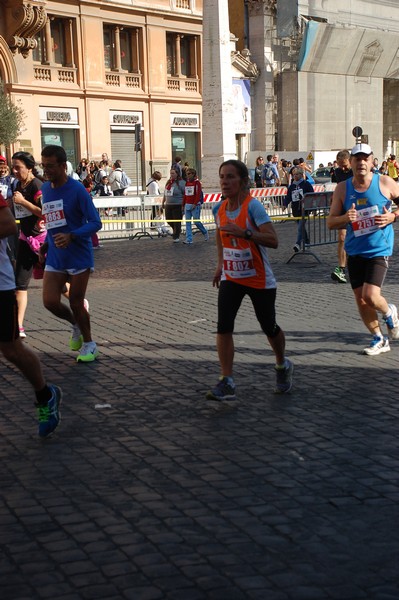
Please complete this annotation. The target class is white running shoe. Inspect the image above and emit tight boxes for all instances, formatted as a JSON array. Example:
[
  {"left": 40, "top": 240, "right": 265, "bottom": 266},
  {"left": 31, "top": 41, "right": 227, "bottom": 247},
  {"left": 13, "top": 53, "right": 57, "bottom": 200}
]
[
  {"left": 363, "top": 335, "right": 390, "bottom": 356},
  {"left": 70, "top": 324, "right": 83, "bottom": 351},
  {"left": 384, "top": 304, "right": 399, "bottom": 340},
  {"left": 76, "top": 342, "right": 99, "bottom": 363}
]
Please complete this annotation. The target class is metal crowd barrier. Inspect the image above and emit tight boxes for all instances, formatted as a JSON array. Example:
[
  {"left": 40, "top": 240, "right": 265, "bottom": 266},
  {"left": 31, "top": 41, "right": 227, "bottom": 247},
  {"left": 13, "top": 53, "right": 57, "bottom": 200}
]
[
  {"left": 94, "top": 184, "right": 337, "bottom": 242},
  {"left": 286, "top": 191, "right": 337, "bottom": 263}
]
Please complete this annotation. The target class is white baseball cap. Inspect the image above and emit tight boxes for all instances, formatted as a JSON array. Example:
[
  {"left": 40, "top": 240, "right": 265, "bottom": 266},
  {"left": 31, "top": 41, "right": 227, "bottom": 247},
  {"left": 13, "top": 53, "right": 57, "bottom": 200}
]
[{"left": 351, "top": 143, "right": 373, "bottom": 156}]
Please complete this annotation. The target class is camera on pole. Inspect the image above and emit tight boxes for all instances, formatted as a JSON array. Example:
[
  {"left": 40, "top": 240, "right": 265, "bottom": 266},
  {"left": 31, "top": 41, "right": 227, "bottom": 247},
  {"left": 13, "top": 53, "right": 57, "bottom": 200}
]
[{"left": 135, "top": 123, "right": 141, "bottom": 152}]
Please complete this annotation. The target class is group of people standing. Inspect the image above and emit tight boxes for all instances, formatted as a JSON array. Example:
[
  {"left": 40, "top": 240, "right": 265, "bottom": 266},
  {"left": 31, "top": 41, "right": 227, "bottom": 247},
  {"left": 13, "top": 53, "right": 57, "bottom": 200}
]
[
  {"left": 75, "top": 154, "right": 130, "bottom": 197},
  {"left": 254, "top": 154, "right": 314, "bottom": 189}
]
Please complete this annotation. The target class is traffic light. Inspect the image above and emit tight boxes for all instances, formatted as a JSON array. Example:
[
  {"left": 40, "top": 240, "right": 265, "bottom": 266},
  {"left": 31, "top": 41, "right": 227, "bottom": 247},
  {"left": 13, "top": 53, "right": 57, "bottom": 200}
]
[{"left": 134, "top": 123, "right": 141, "bottom": 152}]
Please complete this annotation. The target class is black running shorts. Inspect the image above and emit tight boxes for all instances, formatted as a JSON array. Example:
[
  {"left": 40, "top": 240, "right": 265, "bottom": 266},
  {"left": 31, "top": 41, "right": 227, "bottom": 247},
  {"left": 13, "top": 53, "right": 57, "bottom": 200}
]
[{"left": 347, "top": 255, "right": 389, "bottom": 290}]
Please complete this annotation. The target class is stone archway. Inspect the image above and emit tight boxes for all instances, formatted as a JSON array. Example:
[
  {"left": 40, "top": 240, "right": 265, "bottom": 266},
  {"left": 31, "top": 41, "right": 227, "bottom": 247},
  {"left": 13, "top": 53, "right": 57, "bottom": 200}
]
[{"left": 0, "top": 35, "right": 18, "bottom": 85}]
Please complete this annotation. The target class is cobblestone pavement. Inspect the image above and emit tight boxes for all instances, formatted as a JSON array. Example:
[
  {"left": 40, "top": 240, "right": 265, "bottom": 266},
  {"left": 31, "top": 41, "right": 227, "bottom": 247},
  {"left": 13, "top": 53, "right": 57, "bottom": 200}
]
[{"left": 1, "top": 222, "right": 399, "bottom": 600}]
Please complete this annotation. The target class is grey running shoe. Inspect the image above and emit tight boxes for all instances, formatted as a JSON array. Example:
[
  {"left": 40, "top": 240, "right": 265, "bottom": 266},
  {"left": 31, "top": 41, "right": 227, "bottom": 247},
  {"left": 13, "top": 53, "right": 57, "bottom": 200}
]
[
  {"left": 363, "top": 335, "right": 390, "bottom": 356},
  {"left": 206, "top": 377, "right": 236, "bottom": 401},
  {"left": 274, "top": 359, "right": 294, "bottom": 394},
  {"left": 383, "top": 304, "right": 399, "bottom": 340},
  {"left": 293, "top": 244, "right": 300, "bottom": 253},
  {"left": 331, "top": 266, "right": 347, "bottom": 283}
]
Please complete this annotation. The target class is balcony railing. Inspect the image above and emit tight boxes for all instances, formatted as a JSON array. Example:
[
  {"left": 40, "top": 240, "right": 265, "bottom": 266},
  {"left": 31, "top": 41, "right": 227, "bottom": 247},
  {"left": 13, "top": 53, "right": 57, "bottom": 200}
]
[
  {"left": 167, "top": 77, "right": 199, "bottom": 92},
  {"left": 105, "top": 72, "right": 142, "bottom": 89},
  {"left": 175, "top": 0, "right": 191, "bottom": 8},
  {"left": 33, "top": 65, "right": 77, "bottom": 84}
]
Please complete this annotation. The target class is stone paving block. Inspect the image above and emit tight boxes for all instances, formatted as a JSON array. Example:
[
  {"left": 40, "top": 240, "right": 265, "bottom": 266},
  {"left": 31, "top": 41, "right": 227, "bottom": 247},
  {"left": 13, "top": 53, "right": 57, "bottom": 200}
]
[{"left": 2, "top": 234, "right": 399, "bottom": 599}]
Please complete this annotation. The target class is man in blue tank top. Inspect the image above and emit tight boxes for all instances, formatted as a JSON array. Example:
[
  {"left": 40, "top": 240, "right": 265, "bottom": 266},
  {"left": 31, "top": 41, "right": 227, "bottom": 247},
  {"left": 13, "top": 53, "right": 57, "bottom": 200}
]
[{"left": 327, "top": 143, "right": 399, "bottom": 356}]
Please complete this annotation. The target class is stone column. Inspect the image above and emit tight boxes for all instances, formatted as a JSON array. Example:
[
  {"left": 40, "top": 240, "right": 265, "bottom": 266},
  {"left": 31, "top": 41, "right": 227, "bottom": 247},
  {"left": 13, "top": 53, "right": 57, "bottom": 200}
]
[
  {"left": 44, "top": 17, "right": 53, "bottom": 64},
  {"left": 247, "top": 0, "right": 277, "bottom": 151},
  {"left": 114, "top": 26, "right": 122, "bottom": 71},
  {"left": 201, "top": 0, "right": 236, "bottom": 190}
]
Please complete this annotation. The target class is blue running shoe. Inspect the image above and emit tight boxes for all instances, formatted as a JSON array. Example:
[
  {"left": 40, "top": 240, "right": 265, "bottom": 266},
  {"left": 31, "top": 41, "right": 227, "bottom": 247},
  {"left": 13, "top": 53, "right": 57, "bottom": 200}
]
[
  {"left": 206, "top": 377, "right": 236, "bottom": 401},
  {"left": 274, "top": 359, "right": 294, "bottom": 394},
  {"left": 36, "top": 385, "right": 62, "bottom": 438}
]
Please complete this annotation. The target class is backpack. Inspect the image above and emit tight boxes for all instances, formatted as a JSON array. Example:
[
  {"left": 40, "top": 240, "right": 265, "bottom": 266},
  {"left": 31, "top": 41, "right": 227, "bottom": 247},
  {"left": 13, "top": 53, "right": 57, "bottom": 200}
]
[
  {"left": 264, "top": 165, "right": 274, "bottom": 181},
  {"left": 120, "top": 171, "right": 131, "bottom": 189}
]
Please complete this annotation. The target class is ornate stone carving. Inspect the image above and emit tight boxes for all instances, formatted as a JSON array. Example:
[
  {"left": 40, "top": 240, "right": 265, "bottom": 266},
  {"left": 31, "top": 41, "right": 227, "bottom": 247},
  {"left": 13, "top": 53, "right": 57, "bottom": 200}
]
[
  {"left": 5, "top": 0, "right": 47, "bottom": 57},
  {"left": 246, "top": 0, "right": 277, "bottom": 16}
]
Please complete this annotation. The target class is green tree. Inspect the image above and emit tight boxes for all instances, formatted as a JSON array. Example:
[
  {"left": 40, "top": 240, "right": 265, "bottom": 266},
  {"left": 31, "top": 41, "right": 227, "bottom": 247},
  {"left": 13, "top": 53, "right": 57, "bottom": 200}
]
[{"left": 0, "top": 84, "right": 25, "bottom": 148}]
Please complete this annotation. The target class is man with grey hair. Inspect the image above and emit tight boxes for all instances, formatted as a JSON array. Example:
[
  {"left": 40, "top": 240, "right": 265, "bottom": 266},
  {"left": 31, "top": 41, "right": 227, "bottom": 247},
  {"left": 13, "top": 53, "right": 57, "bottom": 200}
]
[{"left": 328, "top": 143, "right": 399, "bottom": 356}]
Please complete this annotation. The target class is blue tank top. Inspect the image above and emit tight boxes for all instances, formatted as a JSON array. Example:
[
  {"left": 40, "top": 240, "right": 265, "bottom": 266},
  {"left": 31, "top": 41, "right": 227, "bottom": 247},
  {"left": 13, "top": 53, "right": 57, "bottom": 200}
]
[{"left": 343, "top": 175, "right": 394, "bottom": 257}]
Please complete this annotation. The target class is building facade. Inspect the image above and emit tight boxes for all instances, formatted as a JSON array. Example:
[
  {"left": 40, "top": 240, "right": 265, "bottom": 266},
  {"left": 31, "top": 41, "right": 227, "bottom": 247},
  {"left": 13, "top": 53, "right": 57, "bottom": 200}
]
[
  {"left": 0, "top": 0, "right": 204, "bottom": 186},
  {"left": 236, "top": 0, "right": 399, "bottom": 160}
]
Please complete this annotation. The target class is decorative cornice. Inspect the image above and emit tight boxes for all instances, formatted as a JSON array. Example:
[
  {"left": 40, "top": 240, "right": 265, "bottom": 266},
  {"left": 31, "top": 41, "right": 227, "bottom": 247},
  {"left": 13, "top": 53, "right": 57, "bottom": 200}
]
[
  {"left": 5, "top": 0, "right": 47, "bottom": 58},
  {"left": 231, "top": 49, "right": 260, "bottom": 81}
]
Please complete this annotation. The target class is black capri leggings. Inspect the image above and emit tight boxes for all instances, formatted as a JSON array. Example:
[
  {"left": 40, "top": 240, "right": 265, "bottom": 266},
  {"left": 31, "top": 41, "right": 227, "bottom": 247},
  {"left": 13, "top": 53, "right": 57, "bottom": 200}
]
[
  {"left": 217, "top": 280, "right": 281, "bottom": 338},
  {"left": 15, "top": 239, "right": 38, "bottom": 291}
]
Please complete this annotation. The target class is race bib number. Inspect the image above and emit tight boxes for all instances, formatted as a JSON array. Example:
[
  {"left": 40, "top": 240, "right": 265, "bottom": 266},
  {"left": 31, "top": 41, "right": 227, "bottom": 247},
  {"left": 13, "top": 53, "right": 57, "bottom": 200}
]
[
  {"left": 291, "top": 188, "right": 304, "bottom": 203},
  {"left": 165, "top": 189, "right": 173, "bottom": 197},
  {"left": 14, "top": 202, "right": 32, "bottom": 219},
  {"left": 185, "top": 186, "right": 195, "bottom": 196},
  {"left": 352, "top": 205, "right": 379, "bottom": 237},
  {"left": 42, "top": 199, "right": 67, "bottom": 230},
  {"left": 223, "top": 247, "right": 256, "bottom": 279}
]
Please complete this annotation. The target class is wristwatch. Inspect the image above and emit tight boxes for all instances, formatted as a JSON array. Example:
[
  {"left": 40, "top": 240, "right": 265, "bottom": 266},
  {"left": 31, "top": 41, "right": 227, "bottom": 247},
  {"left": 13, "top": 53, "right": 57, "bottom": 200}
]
[{"left": 244, "top": 229, "right": 253, "bottom": 240}]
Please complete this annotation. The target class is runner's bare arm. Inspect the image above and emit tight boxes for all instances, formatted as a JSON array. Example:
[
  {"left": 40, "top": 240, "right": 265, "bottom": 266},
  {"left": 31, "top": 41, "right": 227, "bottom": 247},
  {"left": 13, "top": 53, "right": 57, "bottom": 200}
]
[{"left": 327, "top": 182, "right": 356, "bottom": 229}]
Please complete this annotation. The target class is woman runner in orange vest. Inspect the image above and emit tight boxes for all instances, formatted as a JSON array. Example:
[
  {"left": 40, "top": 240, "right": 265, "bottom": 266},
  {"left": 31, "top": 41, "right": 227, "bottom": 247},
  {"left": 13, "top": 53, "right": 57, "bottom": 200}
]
[{"left": 206, "top": 159, "right": 293, "bottom": 401}]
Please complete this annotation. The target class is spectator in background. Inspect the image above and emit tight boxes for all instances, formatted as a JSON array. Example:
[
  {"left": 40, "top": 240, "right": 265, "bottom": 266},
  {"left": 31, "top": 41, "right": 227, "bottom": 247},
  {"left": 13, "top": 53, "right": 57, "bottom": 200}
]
[
  {"left": 262, "top": 154, "right": 280, "bottom": 187},
  {"left": 182, "top": 168, "right": 209, "bottom": 245},
  {"left": 88, "top": 161, "right": 100, "bottom": 182},
  {"left": 182, "top": 162, "right": 190, "bottom": 181},
  {"left": 146, "top": 170, "right": 163, "bottom": 226},
  {"left": 172, "top": 156, "right": 183, "bottom": 178},
  {"left": 94, "top": 175, "right": 113, "bottom": 197},
  {"left": 146, "top": 171, "right": 162, "bottom": 196},
  {"left": 66, "top": 162, "right": 80, "bottom": 181},
  {"left": 285, "top": 167, "right": 314, "bottom": 253},
  {"left": 254, "top": 156, "right": 264, "bottom": 188},
  {"left": 278, "top": 159, "right": 291, "bottom": 187},
  {"left": 76, "top": 158, "right": 89, "bottom": 181},
  {"left": 387, "top": 154, "right": 399, "bottom": 181},
  {"left": 108, "top": 160, "right": 125, "bottom": 196},
  {"left": 162, "top": 167, "right": 185, "bottom": 242},
  {"left": 372, "top": 158, "right": 380, "bottom": 173},
  {"left": 380, "top": 160, "right": 388, "bottom": 175},
  {"left": 82, "top": 176, "right": 100, "bottom": 249}
]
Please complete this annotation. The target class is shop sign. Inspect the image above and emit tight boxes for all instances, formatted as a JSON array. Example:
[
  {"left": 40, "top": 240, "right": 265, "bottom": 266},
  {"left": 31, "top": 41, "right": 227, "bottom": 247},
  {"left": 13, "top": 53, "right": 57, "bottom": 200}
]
[
  {"left": 109, "top": 111, "right": 142, "bottom": 128},
  {"left": 170, "top": 114, "right": 200, "bottom": 128},
  {"left": 40, "top": 107, "right": 78, "bottom": 125}
]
